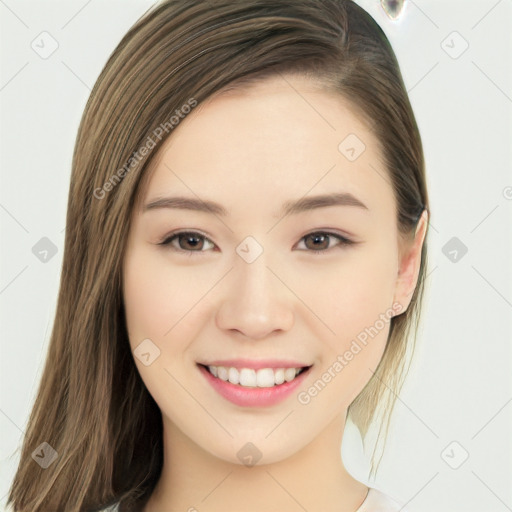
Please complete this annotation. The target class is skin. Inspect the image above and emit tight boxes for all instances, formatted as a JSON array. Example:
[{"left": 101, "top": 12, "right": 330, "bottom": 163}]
[{"left": 122, "top": 73, "right": 428, "bottom": 512}]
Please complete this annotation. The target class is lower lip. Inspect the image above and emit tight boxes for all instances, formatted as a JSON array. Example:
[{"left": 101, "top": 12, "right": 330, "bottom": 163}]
[{"left": 198, "top": 364, "right": 311, "bottom": 408}]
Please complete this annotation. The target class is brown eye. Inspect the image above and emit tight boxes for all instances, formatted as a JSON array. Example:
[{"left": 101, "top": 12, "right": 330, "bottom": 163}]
[
  {"left": 297, "top": 232, "right": 354, "bottom": 253},
  {"left": 304, "top": 233, "right": 330, "bottom": 251},
  {"left": 159, "top": 230, "right": 353, "bottom": 255},
  {"left": 160, "top": 231, "right": 215, "bottom": 253},
  {"left": 177, "top": 233, "right": 204, "bottom": 250}
]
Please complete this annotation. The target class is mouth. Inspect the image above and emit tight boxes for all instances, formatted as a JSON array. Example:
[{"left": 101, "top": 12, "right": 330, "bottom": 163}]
[
  {"left": 196, "top": 362, "right": 313, "bottom": 407},
  {"left": 197, "top": 363, "right": 311, "bottom": 388}
]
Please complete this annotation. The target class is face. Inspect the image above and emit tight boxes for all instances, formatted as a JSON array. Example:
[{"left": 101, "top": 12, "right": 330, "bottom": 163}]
[{"left": 122, "top": 74, "right": 422, "bottom": 465}]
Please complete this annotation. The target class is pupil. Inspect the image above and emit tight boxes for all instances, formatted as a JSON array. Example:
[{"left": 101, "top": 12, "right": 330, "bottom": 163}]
[
  {"left": 183, "top": 234, "right": 201, "bottom": 250},
  {"left": 308, "top": 234, "right": 327, "bottom": 250}
]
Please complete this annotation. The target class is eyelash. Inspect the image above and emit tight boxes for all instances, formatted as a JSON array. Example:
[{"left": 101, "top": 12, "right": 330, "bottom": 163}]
[{"left": 158, "top": 230, "right": 355, "bottom": 256}]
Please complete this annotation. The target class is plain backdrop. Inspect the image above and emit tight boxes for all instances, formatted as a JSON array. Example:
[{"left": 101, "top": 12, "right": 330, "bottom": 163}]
[{"left": 1, "top": 1, "right": 511, "bottom": 510}]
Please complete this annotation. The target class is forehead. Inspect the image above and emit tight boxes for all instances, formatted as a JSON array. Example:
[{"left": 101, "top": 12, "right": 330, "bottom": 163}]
[{"left": 141, "top": 74, "right": 393, "bottom": 219}]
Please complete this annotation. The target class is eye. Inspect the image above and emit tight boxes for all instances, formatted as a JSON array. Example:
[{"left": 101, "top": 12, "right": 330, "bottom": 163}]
[
  {"left": 159, "top": 231, "right": 216, "bottom": 254},
  {"left": 159, "top": 230, "right": 354, "bottom": 255},
  {"left": 295, "top": 231, "right": 354, "bottom": 254}
]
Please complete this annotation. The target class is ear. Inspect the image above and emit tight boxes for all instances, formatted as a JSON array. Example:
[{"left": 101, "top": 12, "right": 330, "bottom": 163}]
[{"left": 393, "top": 209, "right": 428, "bottom": 314}]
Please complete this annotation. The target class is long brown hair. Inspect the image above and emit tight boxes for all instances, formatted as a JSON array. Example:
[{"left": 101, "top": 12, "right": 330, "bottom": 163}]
[{"left": 8, "top": 0, "right": 429, "bottom": 510}]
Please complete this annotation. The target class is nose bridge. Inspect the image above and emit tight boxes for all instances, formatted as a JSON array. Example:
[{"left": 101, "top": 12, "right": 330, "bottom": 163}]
[
  {"left": 234, "top": 234, "right": 280, "bottom": 299},
  {"left": 215, "top": 238, "right": 294, "bottom": 338},
  {"left": 237, "top": 250, "right": 275, "bottom": 299}
]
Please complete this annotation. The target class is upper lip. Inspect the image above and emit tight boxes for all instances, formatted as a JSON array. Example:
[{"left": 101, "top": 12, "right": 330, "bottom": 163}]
[{"left": 197, "top": 359, "right": 312, "bottom": 370}]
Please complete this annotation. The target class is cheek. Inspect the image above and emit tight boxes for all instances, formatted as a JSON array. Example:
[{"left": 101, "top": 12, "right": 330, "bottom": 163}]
[
  {"left": 303, "top": 242, "right": 398, "bottom": 401},
  {"left": 123, "top": 261, "right": 169, "bottom": 344},
  {"left": 122, "top": 245, "right": 219, "bottom": 392},
  {"left": 300, "top": 242, "right": 398, "bottom": 343},
  {"left": 122, "top": 247, "right": 206, "bottom": 422},
  {"left": 123, "top": 246, "right": 204, "bottom": 344}
]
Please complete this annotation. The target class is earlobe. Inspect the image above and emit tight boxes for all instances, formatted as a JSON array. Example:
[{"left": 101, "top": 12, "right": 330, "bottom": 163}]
[{"left": 392, "top": 209, "right": 428, "bottom": 313}]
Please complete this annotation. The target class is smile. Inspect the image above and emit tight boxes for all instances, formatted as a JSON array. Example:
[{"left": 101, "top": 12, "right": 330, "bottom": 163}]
[
  {"left": 204, "top": 364, "right": 308, "bottom": 388},
  {"left": 197, "top": 363, "right": 313, "bottom": 407}
]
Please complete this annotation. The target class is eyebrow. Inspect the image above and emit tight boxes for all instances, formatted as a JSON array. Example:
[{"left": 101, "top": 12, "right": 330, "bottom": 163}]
[{"left": 143, "top": 192, "right": 368, "bottom": 218}]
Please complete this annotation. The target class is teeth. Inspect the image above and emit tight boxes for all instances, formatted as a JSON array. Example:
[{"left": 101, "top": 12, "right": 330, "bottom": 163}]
[
  {"left": 256, "top": 368, "right": 274, "bottom": 387},
  {"left": 206, "top": 365, "right": 305, "bottom": 388},
  {"left": 240, "top": 368, "right": 257, "bottom": 387},
  {"left": 228, "top": 367, "right": 239, "bottom": 385},
  {"left": 274, "top": 368, "right": 285, "bottom": 385},
  {"left": 217, "top": 366, "right": 228, "bottom": 381},
  {"left": 285, "top": 368, "right": 298, "bottom": 382}
]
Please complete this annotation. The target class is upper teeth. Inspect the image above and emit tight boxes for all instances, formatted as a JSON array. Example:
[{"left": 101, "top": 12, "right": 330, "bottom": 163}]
[{"left": 207, "top": 365, "right": 303, "bottom": 388}]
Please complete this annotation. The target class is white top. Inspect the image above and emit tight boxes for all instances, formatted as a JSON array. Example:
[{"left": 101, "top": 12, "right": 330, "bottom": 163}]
[
  {"left": 100, "top": 487, "right": 405, "bottom": 512},
  {"left": 355, "top": 488, "right": 407, "bottom": 511}
]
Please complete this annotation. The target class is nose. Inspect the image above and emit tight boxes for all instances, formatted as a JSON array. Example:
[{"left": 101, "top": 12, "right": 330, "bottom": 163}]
[{"left": 215, "top": 253, "right": 294, "bottom": 340}]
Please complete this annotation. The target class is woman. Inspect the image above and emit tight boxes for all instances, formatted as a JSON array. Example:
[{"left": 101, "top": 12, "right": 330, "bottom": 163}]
[{"left": 8, "top": 0, "right": 429, "bottom": 510}]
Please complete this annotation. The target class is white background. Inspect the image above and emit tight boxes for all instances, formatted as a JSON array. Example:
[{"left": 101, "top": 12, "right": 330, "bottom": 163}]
[{"left": 1, "top": 1, "right": 511, "bottom": 510}]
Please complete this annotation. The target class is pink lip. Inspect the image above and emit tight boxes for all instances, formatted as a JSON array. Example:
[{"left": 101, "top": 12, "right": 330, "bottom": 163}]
[
  {"left": 197, "top": 364, "right": 312, "bottom": 408},
  {"left": 198, "top": 358, "right": 309, "bottom": 370}
]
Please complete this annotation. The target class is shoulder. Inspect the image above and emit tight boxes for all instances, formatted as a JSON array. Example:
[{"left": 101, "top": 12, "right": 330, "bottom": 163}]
[{"left": 356, "top": 487, "right": 408, "bottom": 512}]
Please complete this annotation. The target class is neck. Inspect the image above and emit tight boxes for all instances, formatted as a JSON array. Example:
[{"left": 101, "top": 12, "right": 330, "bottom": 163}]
[{"left": 144, "top": 412, "right": 369, "bottom": 512}]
